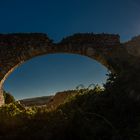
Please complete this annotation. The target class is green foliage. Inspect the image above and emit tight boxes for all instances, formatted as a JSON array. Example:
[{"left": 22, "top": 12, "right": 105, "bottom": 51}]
[
  {"left": 3, "top": 91, "right": 15, "bottom": 104},
  {"left": 0, "top": 75, "right": 140, "bottom": 140}
]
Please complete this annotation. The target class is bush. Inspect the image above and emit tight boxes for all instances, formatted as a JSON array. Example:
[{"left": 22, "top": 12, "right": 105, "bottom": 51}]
[
  {"left": 3, "top": 91, "right": 15, "bottom": 104},
  {"left": 0, "top": 74, "right": 140, "bottom": 140}
]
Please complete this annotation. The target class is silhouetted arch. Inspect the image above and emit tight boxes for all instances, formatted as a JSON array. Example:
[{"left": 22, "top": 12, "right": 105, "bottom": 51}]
[{"left": 0, "top": 33, "right": 133, "bottom": 105}]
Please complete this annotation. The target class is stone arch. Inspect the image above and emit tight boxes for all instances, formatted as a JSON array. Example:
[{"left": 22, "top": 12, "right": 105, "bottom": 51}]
[
  {"left": 0, "top": 33, "right": 132, "bottom": 105},
  {"left": 4, "top": 53, "right": 109, "bottom": 100}
]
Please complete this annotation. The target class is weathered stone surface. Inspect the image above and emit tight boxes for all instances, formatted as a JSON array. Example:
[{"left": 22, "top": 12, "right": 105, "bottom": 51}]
[
  {"left": 124, "top": 35, "right": 140, "bottom": 57},
  {"left": 0, "top": 33, "right": 139, "bottom": 106}
]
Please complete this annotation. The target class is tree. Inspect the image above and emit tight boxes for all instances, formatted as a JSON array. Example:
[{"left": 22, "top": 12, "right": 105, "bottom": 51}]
[{"left": 3, "top": 91, "right": 15, "bottom": 104}]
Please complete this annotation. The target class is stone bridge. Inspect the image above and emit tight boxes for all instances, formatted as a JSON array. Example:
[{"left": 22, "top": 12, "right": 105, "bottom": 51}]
[{"left": 0, "top": 33, "right": 139, "bottom": 106}]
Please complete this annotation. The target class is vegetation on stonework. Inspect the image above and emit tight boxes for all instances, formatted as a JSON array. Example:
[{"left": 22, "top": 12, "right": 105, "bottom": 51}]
[
  {"left": 0, "top": 72, "right": 140, "bottom": 139},
  {"left": 3, "top": 90, "right": 15, "bottom": 104}
]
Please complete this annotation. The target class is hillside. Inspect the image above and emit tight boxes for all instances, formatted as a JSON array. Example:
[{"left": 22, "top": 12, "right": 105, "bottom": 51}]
[
  {"left": 0, "top": 73, "right": 140, "bottom": 140},
  {"left": 19, "top": 95, "right": 53, "bottom": 107},
  {"left": 19, "top": 90, "right": 77, "bottom": 108}
]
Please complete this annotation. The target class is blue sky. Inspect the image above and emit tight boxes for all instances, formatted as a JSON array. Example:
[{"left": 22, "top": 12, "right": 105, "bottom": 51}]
[{"left": 1, "top": 0, "right": 140, "bottom": 99}]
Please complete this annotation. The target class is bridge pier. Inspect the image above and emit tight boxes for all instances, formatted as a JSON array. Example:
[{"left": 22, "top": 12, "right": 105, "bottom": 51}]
[{"left": 0, "top": 88, "right": 4, "bottom": 106}]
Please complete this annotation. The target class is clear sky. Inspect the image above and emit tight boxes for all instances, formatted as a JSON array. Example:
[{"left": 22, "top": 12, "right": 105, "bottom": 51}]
[{"left": 1, "top": 0, "right": 140, "bottom": 99}]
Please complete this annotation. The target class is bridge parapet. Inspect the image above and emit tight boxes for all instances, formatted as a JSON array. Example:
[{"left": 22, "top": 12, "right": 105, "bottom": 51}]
[
  {"left": 60, "top": 33, "right": 120, "bottom": 46},
  {"left": 0, "top": 33, "right": 51, "bottom": 49}
]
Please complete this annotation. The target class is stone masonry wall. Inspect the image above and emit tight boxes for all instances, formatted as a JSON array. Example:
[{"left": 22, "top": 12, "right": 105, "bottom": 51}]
[{"left": 0, "top": 33, "right": 137, "bottom": 106}]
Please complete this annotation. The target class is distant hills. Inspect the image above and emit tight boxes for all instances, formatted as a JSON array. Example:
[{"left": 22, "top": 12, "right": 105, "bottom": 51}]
[
  {"left": 19, "top": 90, "right": 77, "bottom": 108},
  {"left": 19, "top": 95, "right": 53, "bottom": 107}
]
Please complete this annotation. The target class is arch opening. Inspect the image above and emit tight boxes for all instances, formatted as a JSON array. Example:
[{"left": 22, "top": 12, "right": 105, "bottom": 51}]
[{"left": 3, "top": 53, "right": 108, "bottom": 102}]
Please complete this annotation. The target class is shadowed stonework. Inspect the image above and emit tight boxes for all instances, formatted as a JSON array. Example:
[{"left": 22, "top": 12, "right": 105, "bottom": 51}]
[{"left": 0, "top": 33, "right": 139, "bottom": 106}]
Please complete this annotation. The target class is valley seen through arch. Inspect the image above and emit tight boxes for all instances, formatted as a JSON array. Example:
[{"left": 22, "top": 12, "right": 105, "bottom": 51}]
[{"left": 4, "top": 53, "right": 108, "bottom": 101}]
